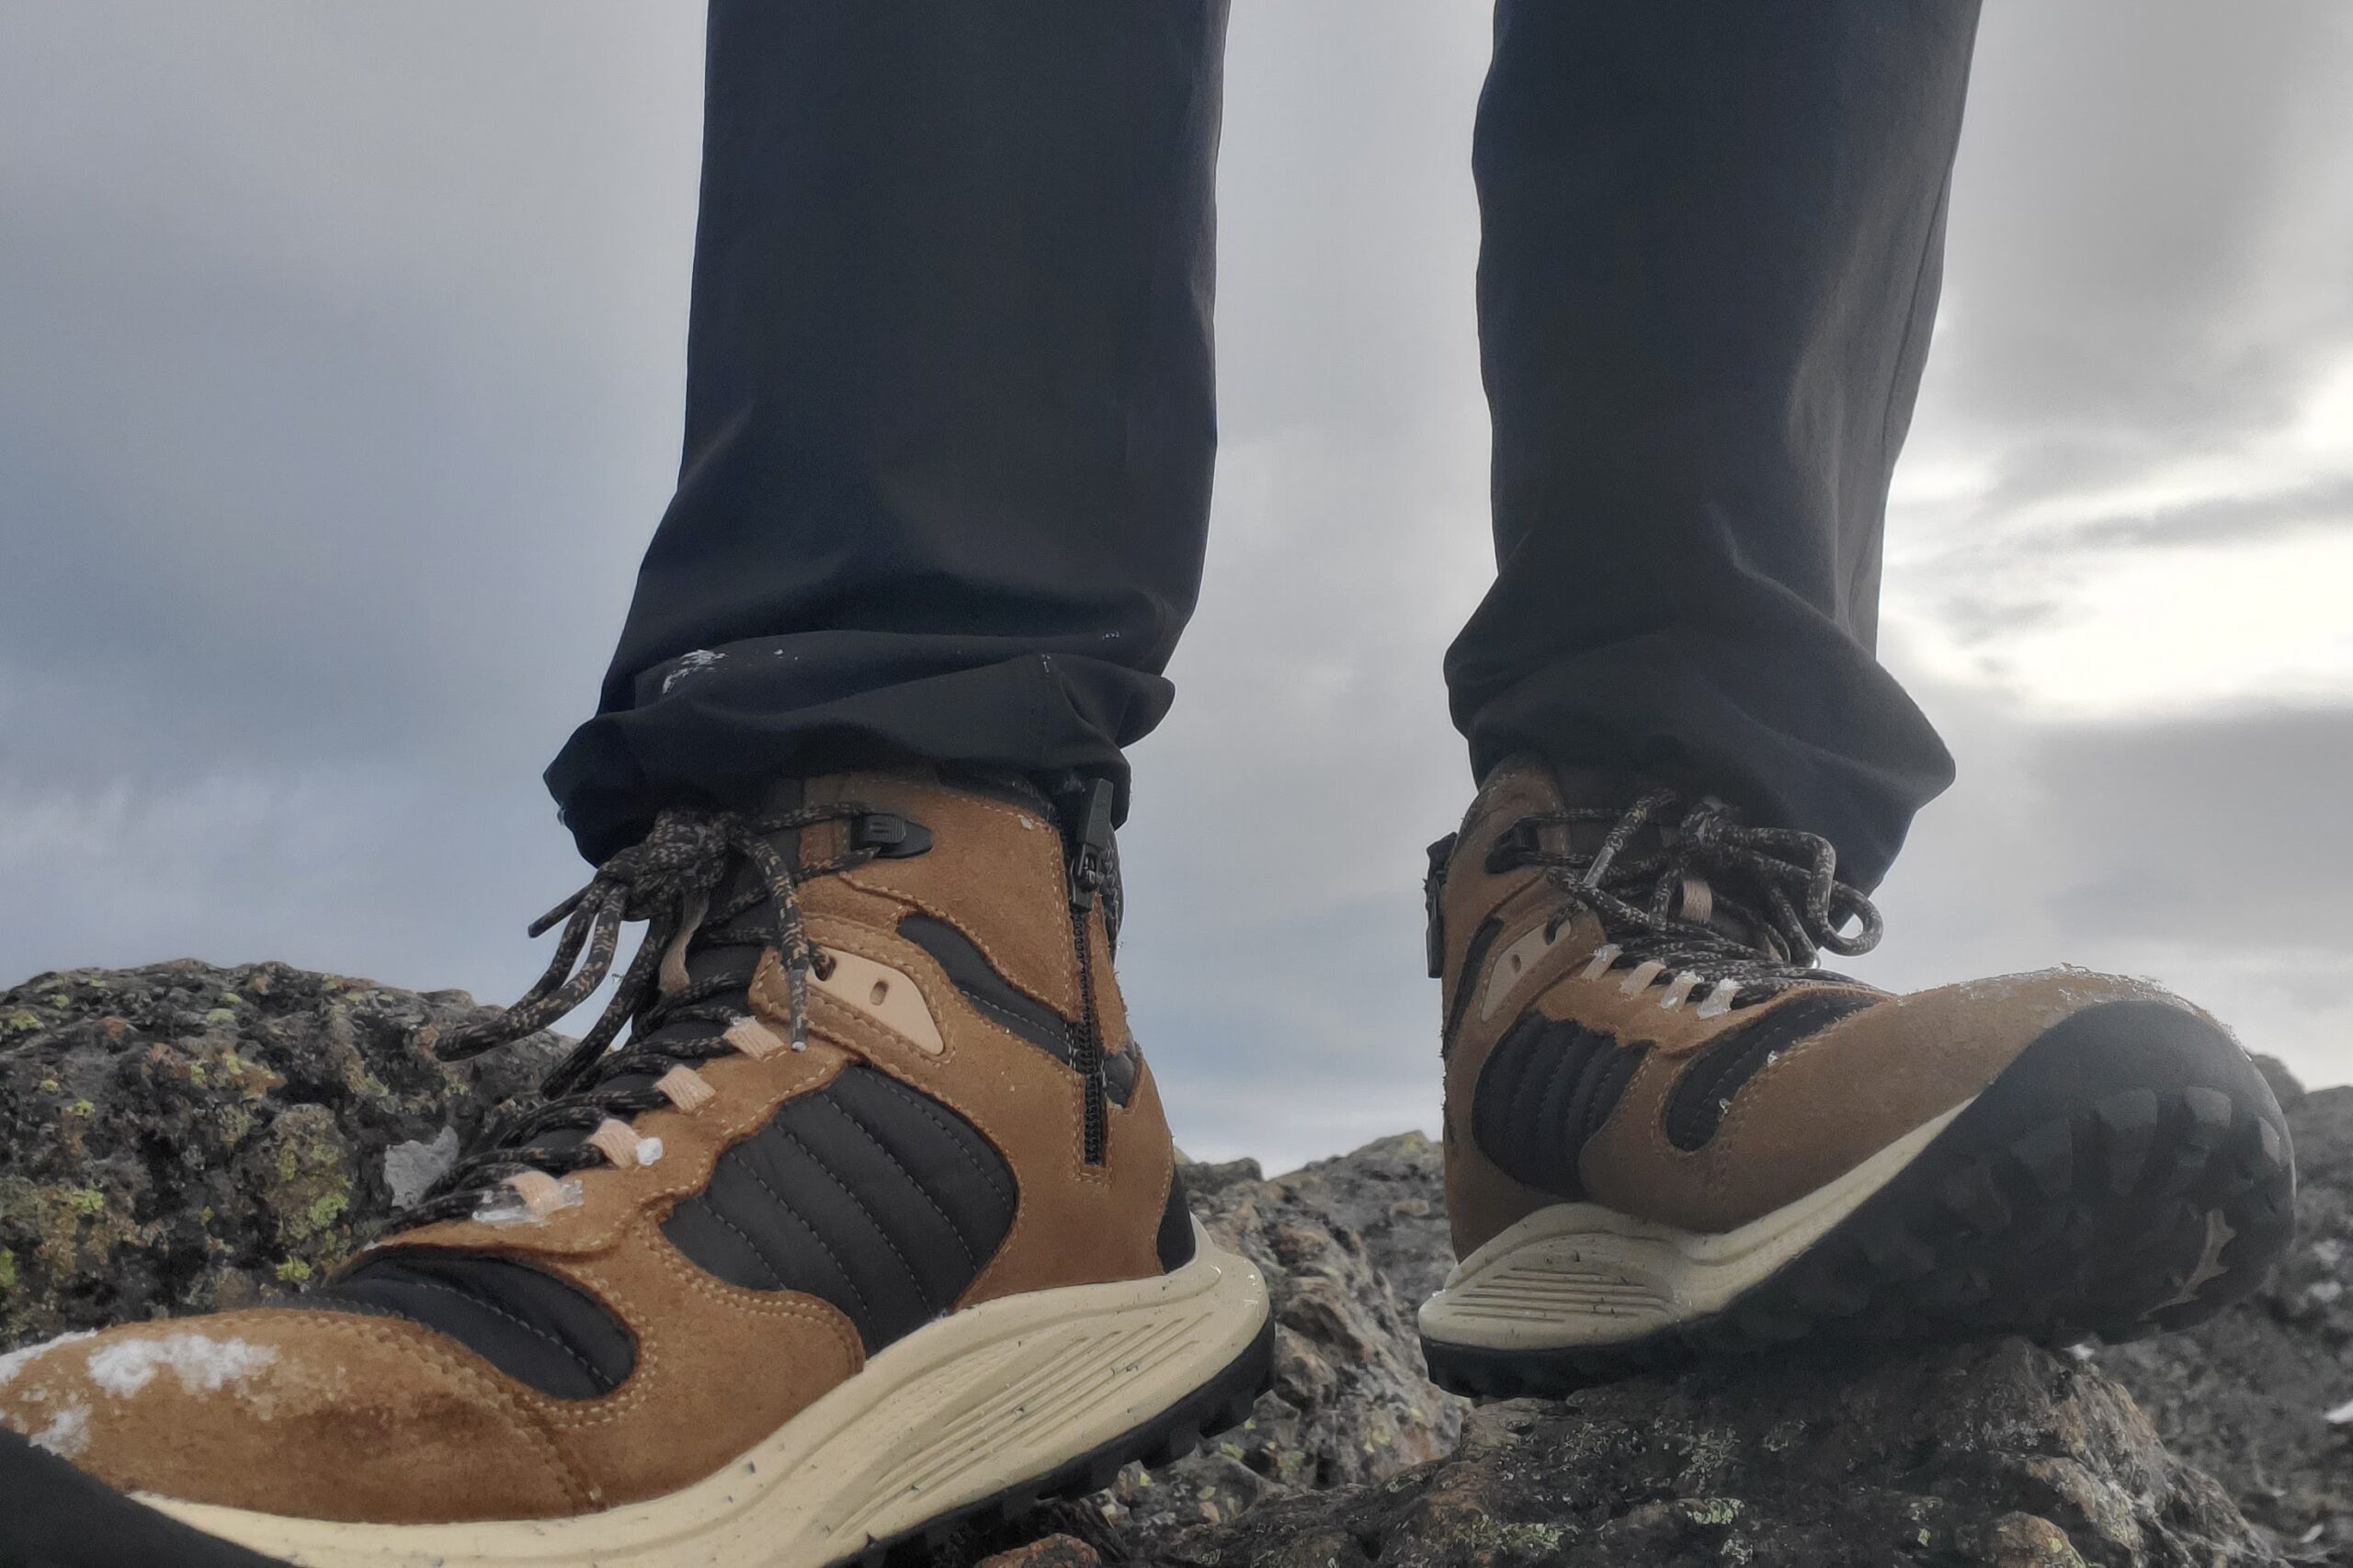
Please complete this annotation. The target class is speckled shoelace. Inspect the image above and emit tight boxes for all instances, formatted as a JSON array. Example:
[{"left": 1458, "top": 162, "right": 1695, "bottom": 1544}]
[
  {"left": 1493, "top": 790, "right": 1884, "bottom": 1008},
  {"left": 387, "top": 802, "right": 882, "bottom": 1233}
]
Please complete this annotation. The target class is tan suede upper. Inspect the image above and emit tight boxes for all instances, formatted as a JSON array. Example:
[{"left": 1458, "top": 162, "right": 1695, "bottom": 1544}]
[
  {"left": 0, "top": 769, "right": 1174, "bottom": 1523},
  {"left": 1437, "top": 760, "right": 2210, "bottom": 1256}
]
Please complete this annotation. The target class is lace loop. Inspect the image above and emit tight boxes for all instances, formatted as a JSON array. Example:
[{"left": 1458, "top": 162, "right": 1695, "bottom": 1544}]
[
  {"left": 1497, "top": 791, "right": 1882, "bottom": 1006},
  {"left": 395, "top": 801, "right": 889, "bottom": 1233}
]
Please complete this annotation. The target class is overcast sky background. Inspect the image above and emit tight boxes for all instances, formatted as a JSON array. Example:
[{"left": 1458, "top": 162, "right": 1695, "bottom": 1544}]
[{"left": 2, "top": 3, "right": 2347, "bottom": 1172}]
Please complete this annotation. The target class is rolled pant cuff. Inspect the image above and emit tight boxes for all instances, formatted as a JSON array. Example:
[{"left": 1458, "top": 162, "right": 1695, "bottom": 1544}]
[
  {"left": 1460, "top": 636, "right": 1954, "bottom": 892},
  {"left": 543, "top": 636, "right": 1165, "bottom": 863}
]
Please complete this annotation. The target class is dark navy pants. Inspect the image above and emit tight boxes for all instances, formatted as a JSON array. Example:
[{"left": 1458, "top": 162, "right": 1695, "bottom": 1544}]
[{"left": 547, "top": 1, "right": 1977, "bottom": 890}]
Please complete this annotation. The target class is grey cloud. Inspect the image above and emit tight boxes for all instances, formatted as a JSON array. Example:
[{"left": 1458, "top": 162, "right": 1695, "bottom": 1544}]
[
  {"left": 1, "top": 1, "right": 2348, "bottom": 1179},
  {"left": 2031, "top": 706, "right": 2353, "bottom": 942},
  {"left": 1917, "top": 590, "right": 2071, "bottom": 647},
  {"left": 1911, "top": 3, "right": 2353, "bottom": 532},
  {"left": 1936, "top": 3, "right": 2353, "bottom": 437},
  {"left": 2061, "top": 475, "right": 2353, "bottom": 551}
]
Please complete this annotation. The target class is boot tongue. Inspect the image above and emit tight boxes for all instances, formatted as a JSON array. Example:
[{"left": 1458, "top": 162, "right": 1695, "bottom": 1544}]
[
  {"left": 1669, "top": 872, "right": 1784, "bottom": 957},
  {"left": 1542, "top": 764, "right": 1667, "bottom": 860},
  {"left": 677, "top": 776, "right": 807, "bottom": 990}
]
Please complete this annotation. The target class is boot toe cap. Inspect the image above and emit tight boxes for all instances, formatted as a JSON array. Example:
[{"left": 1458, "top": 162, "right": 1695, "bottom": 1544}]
[
  {"left": 1587, "top": 970, "right": 2268, "bottom": 1232},
  {"left": 0, "top": 1310, "right": 583, "bottom": 1523}
]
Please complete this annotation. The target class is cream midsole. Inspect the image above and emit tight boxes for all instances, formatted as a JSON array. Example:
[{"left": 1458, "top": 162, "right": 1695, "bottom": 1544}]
[
  {"left": 1418, "top": 1101, "right": 1972, "bottom": 1352},
  {"left": 143, "top": 1221, "right": 1269, "bottom": 1568}
]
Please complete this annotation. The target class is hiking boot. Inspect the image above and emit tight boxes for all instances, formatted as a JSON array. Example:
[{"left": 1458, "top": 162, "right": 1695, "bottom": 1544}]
[
  {"left": 1416, "top": 758, "right": 2295, "bottom": 1397},
  {"left": 0, "top": 768, "right": 1272, "bottom": 1568}
]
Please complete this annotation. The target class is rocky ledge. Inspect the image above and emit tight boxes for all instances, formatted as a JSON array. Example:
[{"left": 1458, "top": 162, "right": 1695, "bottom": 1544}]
[{"left": 1, "top": 962, "right": 2346, "bottom": 1566}]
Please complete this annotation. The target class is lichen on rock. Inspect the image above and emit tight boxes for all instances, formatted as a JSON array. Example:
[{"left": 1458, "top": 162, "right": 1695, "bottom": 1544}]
[{"left": 0, "top": 960, "right": 563, "bottom": 1346}]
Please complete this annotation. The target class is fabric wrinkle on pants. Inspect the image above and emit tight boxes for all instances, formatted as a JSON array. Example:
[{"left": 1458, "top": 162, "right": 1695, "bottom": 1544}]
[{"left": 549, "top": 0, "right": 1978, "bottom": 892}]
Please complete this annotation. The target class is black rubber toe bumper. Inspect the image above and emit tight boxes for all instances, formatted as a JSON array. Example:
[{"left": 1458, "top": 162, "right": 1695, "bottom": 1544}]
[{"left": 1426, "top": 997, "right": 2297, "bottom": 1398}]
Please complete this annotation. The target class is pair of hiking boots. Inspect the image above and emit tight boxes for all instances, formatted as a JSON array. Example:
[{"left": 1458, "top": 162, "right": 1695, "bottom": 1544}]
[{"left": 0, "top": 766, "right": 2296, "bottom": 1568}]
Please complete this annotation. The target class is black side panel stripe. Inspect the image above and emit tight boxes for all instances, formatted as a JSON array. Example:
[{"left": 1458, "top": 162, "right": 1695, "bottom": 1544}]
[
  {"left": 661, "top": 1195, "right": 788, "bottom": 1290},
  {"left": 304, "top": 1253, "right": 635, "bottom": 1401},
  {"left": 774, "top": 1119, "right": 936, "bottom": 1303},
  {"left": 856, "top": 1064, "right": 1020, "bottom": 1220},
  {"left": 896, "top": 912, "right": 1135, "bottom": 1103},
  {"left": 898, "top": 913, "right": 1068, "bottom": 1051},
  {"left": 813, "top": 1092, "right": 979, "bottom": 1270},
  {"left": 1156, "top": 1167, "right": 1197, "bottom": 1272},
  {"left": 663, "top": 1064, "right": 1018, "bottom": 1353},
  {"left": 1472, "top": 1015, "right": 1648, "bottom": 1200},
  {"left": 1664, "top": 991, "right": 1881, "bottom": 1151},
  {"left": 1441, "top": 916, "right": 1505, "bottom": 1057},
  {"left": 1586, "top": 1046, "right": 1646, "bottom": 1150}
]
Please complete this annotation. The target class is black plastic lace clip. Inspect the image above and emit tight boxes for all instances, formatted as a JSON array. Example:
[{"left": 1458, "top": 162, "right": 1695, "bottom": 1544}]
[
  {"left": 1424, "top": 833, "right": 1457, "bottom": 978},
  {"left": 1483, "top": 818, "right": 1545, "bottom": 874},
  {"left": 851, "top": 812, "right": 933, "bottom": 859},
  {"left": 1066, "top": 778, "right": 1117, "bottom": 913}
]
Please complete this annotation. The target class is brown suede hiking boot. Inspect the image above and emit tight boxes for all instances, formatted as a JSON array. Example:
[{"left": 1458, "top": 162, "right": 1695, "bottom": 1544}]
[
  {"left": 0, "top": 769, "right": 1271, "bottom": 1568},
  {"left": 1416, "top": 758, "right": 2295, "bottom": 1397}
]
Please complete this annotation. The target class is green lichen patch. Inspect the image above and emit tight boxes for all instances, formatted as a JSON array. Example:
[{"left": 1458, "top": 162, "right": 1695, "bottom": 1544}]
[{"left": 1, "top": 959, "right": 568, "bottom": 1349}]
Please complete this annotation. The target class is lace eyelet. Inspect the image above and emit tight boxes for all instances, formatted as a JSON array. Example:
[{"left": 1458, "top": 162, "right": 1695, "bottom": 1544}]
[
  {"left": 655, "top": 1065, "right": 717, "bottom": 1111},
  {"left": 474, "top": 1171, "right": 584, "bottom": 1227},
  {"left": 1619, "top": 959, "right": 1667, "bottom": 995}
]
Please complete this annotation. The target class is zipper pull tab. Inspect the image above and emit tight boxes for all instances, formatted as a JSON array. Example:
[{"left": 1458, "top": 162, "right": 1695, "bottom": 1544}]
[{"left": 1067, "top": 778, "right": 1117, "bottom": 913}]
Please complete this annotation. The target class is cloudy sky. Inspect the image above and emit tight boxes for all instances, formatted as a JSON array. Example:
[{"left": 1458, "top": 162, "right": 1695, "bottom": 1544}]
[{"left": 3, "top": 3, "right": 2347, "bottom": 1173}]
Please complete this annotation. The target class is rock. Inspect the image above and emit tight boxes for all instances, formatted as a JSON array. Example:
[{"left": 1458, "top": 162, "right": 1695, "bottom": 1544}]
[
  {"left": 1091, "top": 1156, "right": 1467, "bottom": 1547},
  {"left": 0, "top": 960, "right": 565, "bottom": 1344},
  {"left": 975, "top": 1537, "right": 1103, "bottom": 1568},
  {"left": 1174, "top": 1155, "right": 1263, "bottom": 1200},
  {"left": 381, "top": 1125, "right": 463, "bottom": 1210},
  {"left": 5, "top": 965, "right": 2336, "bottom": 1567},
  {"left": 1130, "top": 1340, "right": 2280, "bottom": 1566},
  {"left": 1273, "top": 1131, "right": 1452, "bottom": 1310}
]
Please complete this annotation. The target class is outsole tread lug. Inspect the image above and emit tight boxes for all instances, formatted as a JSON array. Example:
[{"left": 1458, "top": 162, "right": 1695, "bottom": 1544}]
[
  {"left": 2092, "top": 1088, "right": 2160, "bottom": 1194},
  {"left": 2009, "top": 1119, "right": 2075, "bottom": 1200},
  {"left": 1787, "top": 1261, "right": 1875, "bottom": 1318},
  {"left": 1936, "top": 1164, "right": 2012, "bottom": 1235},
  {"left": 1853, "top": 1223, "right": 1938, "bottom": 1281}
]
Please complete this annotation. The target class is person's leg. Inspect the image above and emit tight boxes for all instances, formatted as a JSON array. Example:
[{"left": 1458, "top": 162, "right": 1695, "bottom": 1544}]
[
  {"left": 1448, "top": 0, "right": 1971, "bottom": 890},
  {"left": 1420, "top": 1, "right": 2293, "bottom": 1393},
  {"left": 548, "top": 0, "right": 1228, "bottom": 862}
]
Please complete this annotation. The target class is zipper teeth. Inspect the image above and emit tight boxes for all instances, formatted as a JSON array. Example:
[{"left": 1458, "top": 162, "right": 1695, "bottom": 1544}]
[
  {"left": 1060, "top": 777, "right": 1117, "bottom": 1169},
  {"left": 1071, "top": 904, "right": 1108, "bottom": 1165}
]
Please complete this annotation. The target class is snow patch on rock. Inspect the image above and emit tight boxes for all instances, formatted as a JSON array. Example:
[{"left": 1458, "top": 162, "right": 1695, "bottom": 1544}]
[{"left": 383, "top": 1125, "right": 461, "bottom": 1210}]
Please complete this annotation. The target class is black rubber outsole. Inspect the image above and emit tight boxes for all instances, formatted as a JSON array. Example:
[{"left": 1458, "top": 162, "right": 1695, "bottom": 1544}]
[
  {"left": 0, "top": 1313, "right": 1276, "bottom": 1568},
  {"left": 1422, "top": 999, "right": 2299, "bottom": 1399}
]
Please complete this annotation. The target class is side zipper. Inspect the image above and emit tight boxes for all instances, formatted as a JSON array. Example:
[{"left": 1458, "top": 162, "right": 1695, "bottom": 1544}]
[{"left": 1065, "top": 778, "right": 1117, "bottom": 1166}]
